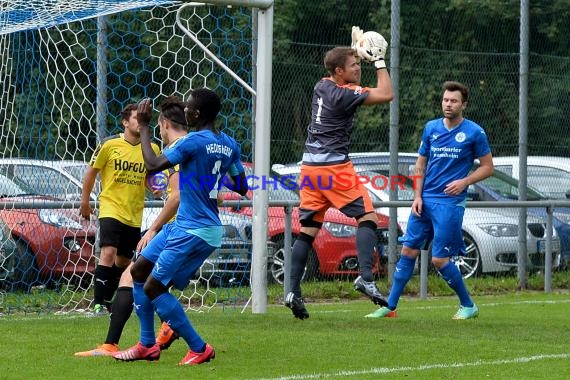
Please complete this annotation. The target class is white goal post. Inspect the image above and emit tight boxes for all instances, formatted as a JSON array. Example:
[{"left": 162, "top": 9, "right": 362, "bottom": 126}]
[
  {"left": 175, "top": 0, "right": 274, "bottom": 314},
  {"left": 192, "top": 0, "right": 275, "bottom": 314}
]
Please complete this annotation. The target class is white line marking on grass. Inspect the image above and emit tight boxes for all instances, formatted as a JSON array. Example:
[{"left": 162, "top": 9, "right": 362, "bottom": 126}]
[
  {"left": 316, "top": 298, "right": 570, "bottom": 314},
  {"left": 2, "top": 298, "right": 569, "bottom": 320},
  {"left": 251, "top": 353, "right": 570, "bottom": 380}
]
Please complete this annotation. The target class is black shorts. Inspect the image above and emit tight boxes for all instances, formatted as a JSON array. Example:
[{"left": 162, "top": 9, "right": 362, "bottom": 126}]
[{"left": 98, "top": 217, "right": 141, "bottom": 259}]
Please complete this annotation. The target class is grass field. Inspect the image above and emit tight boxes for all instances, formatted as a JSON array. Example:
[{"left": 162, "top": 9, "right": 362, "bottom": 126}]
[{"left": 1, "top": 292, "right": 569, "bottom": 379}]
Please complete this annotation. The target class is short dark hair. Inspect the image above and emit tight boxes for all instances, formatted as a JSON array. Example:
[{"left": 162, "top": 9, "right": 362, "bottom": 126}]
[
  {"left": 159, "top": 96, "right": 188, "bottom": 131},
  {"left": 120, "top": 103, "right": 137, "bottom": 122},
  {"left": 324, "top": 47, "right": 356, "bottom": 75},
  {"left": 189, "top": 88, "right": 221, "bottom": 123},
  {"left": 443, "top": 81, "right": 469, "bottom": 103}
]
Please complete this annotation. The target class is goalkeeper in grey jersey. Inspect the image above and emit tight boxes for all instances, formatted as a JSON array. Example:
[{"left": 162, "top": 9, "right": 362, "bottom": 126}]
[{"left": 285, "top": 27, "right": 394, "bottom": 319}]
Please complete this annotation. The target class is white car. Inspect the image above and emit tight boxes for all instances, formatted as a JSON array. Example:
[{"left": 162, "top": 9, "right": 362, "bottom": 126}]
[
  {"left": 272, "top": 156, "right": 562, "bottom": 278},
  {"left": 493, "top": 156, "right": 570, "bottom": 200}
]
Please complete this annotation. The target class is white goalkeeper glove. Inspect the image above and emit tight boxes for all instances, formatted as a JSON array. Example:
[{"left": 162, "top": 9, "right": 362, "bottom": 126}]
[
  {"left": 355, "top": 31, "right": 389, "bottom": 70},
  {"left": 351, "top": 26, "right": 364, "bottom": 50}
]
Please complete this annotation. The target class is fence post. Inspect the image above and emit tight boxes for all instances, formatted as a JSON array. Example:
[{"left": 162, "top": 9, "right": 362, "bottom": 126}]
[
  {"left": 419, "top": 249, "right": 428, "bottom": 299},
  {"left": 544, "top": 206, "right": 554, "bottom": 292},
  {"left": 283, "top": 205, "right": 293, "bottom": 299}
]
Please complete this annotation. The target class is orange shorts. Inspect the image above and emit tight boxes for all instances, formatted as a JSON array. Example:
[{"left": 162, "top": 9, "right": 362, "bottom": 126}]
[{"left": 298, "top": 161, "right": 374, "bottom": 224}]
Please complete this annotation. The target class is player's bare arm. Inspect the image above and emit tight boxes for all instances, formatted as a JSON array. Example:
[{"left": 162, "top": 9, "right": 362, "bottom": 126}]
[
  {"left": 80, "top": 166, "right": 98, "bottom": 219},
  {"left": 411, "top": 155, "right": 427, "bottom": 216},
  {"left": 363, "top": 68, "right": 394, "bottom": 105},
  {"left": 136, "top": 98, "right": 173, "bottom": 173},
  {"left": 444, "top": 153, "right": 494, "bottom": 196}
]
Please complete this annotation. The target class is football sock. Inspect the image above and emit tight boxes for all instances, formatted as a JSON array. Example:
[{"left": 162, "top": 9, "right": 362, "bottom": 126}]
[
  {"left": 93, "top": 265, "right": 113, "bottom": 306},
  {"left": 104, "top": 264, "right": 125, "bottom": 309},
  {"left": 152, "top": 292, "right": 205, "bottom": 353},
  {"left": 356, "top": 220, "right": 378, "bottom": 282},
  {"left": 132, "top": 281, "right": 156, "bottom": 346},
  {"left": 290, "top": 233, "right": 314, "bottom": 297},
  {"left": 104, "top": 286, "right": 133, "bottom": 345},
  {"left": 438, "top": 261, "right": 474, "bottom": 307},
  {"left": 387, "top": 255, "right": 416, "bottom": 309}
]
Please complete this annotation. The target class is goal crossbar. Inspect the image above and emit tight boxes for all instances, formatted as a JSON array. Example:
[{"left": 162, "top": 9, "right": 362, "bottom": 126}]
[{"left": 0, "top": 0, "right": 176, "bottom": 35}]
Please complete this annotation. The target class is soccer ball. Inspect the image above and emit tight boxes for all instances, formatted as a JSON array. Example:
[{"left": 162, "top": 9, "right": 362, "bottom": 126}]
[{"left": 357, "top": 31, "right": 386, "bottom": 62}]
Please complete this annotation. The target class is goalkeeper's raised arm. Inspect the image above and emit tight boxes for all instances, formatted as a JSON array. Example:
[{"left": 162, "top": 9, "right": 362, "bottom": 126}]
[{"left": 351, "top": 27, "right": 393, "bottom": 105}]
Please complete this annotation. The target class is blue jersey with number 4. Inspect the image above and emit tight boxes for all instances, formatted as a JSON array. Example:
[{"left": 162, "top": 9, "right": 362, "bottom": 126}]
[
  {"left": 163, "top": 129, "right": 243, "bottom": 229},
  {"left": 418, "top": 118, "right": 491, "bottom": 203}
]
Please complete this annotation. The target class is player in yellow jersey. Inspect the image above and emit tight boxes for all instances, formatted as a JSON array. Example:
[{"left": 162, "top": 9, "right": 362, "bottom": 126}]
[
  {"left": 75, "top": 97, "right": 188, "bottom": 357},
  {"left": 79, "top": 103, "right": 160, "bottom": 317}
]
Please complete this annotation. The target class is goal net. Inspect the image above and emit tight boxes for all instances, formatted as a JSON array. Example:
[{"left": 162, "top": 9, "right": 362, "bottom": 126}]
[{"left": 0, "top": 1, "right": 256, "bottom": 314}]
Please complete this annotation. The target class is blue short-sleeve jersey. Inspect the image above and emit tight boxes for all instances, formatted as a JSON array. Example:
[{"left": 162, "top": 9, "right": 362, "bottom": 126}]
[
  {"left": 162, "top": 129, "right": 243, "bottom": 229},
  {"left": 418, "top": 118, "right": 491, "bottom": 203}
]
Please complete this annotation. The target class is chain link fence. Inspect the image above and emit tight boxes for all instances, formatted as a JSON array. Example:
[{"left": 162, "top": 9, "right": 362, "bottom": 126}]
[{"left": 1, "top": 1, "right": 569, "bottom": 313}]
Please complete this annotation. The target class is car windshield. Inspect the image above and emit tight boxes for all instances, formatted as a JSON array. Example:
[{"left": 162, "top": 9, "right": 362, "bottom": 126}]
[
  {"left": 62, "top": 164, "right": 86, "bottom": 183},
  {"left": 4, "top": 164, "right": 83, "bottom": 200},
  {"left": 526, "top": 167, "right": 570, "bottom": 199},
  {"left": 61, "top": 162, "right": 104, "bottom": 197},
  {"left": 473, "top": 165, "right": 546, "bottom": 201},
  {"left": 0, "top": 173, "right": 28, "bottom": 197}
]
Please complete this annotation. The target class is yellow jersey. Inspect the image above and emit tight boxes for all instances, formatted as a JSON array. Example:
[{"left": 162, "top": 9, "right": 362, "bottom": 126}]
[{"left": 90, "top": 133, "right": 160, "bottom": 227}]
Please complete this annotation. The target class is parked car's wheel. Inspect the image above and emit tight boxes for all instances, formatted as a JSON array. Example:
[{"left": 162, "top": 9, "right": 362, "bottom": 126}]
[
  {"left": 453, "top": 232, "right": 482, "bottom": 278},
  {"left": 419, "top": 231, "right": 482, "bottom": 279},
  {"left": 11, "top": 240, "right": 40, "bottom": 290},
  {"left": 269, "top": 235, "right": 318, "bottom": 284}
]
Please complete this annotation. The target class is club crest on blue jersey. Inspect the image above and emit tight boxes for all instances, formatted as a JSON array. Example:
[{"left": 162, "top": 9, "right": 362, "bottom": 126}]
[{"left": 455, "top": 132, "right": 466, "bottom": 143}]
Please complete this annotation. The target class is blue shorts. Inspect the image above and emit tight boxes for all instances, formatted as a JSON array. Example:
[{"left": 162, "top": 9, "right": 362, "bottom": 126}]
[
  {"left": 140, "top": 223, "right": 216, "bottom": 290},
  {"left": 400, "top": 200, "right": 466, "bottom": 258}
]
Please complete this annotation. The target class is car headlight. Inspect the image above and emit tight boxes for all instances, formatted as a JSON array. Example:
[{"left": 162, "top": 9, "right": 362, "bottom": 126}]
[
  {"left": 323, "top": 222, "right": 357, "bottom": 237},
  {"left": 38, "top": 209, "right": 83, "bottom": 230},
  {"left": 477, "top": 223, "right": 518, "bottom": 237}
]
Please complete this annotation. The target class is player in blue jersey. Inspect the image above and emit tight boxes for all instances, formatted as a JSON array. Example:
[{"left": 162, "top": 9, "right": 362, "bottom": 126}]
[
  {"left": 112, "top": 88, "right": 247, "bottom": 365},
  {"left": 75, "top": 96, "right": 187, "bottom": 357},
  {"left": 366, "top": 81, "right": 494, "bottom": 319},
  {"left": 285, "top": 32, "right": 394, "bottom": 320}
]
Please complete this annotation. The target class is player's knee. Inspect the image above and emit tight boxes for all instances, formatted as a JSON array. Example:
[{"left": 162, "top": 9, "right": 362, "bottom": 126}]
[
  {"left": 300, "top": 218, "right": 322, "bottom": 229},
  {"left": 401, "top": 245, "right": 420, "bottom": 258},
  {"left": 143, "top": 277, "right": 168, "bottom": 301},
  {"left": 98, "top": 246, "right": 117, "bottom": 265},
  {"left": 130, "top": 258, "right": 151, "bottom": 283},
  {"left": 358, "top": 219, "right": 377, "bottom": 231},
  {"left": 356, "top": 212, "right": 377, "bottom": 224},
  {"left": 431, "top": 256, "right": 448, "bottom": 269}
]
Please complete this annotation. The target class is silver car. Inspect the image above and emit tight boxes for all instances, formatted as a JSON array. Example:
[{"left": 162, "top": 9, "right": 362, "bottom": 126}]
[{"left": 493, "top": 156, "right": 570, "bottom": 200}]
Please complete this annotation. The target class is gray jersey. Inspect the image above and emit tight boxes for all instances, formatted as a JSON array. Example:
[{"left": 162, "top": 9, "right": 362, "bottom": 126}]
[{"left": 302, "top": 78, "right": 369, "bottom": 165}]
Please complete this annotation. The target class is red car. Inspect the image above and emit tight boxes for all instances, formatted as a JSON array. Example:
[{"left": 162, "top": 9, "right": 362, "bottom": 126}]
[
  {"left": 0, "top": 161, "right": 96, "bottom": 290},
  {"left": 222, "top": 163, "right": 395, "bottom": 283}
]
